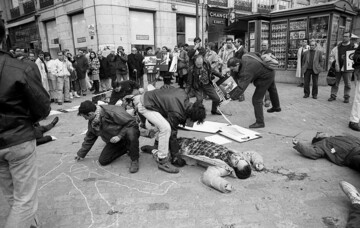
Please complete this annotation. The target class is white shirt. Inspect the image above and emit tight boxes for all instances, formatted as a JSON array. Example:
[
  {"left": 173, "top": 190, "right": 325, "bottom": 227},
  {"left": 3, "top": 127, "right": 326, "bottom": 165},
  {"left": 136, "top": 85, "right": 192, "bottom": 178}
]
[{"left": 53, "top": 59, "right": 73, "bottom": 77}]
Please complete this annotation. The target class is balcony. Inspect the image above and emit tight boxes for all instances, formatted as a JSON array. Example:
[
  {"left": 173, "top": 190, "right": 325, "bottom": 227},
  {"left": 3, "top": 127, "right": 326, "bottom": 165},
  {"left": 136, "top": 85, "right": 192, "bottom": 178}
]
[
  {"left": 23, "top": 0, "right": 36, "bottom": 14},
  {"left": 234, "top": 0, "right": 252, "bottom": 12},
  {"left": 10, "top": 7, "right": 20, "bottom": 19},
  {"left": 257, "top": 4, "right": 272, "bottom": 13},
  {"left": 40, "top": 0, "right": 54, "bottom": 9}
]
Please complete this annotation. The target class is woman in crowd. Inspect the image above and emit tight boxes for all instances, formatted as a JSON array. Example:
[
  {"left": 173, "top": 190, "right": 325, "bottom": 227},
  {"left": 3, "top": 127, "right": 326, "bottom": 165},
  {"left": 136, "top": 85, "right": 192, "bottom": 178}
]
[{"left": 88, "top": 51, "right": 101, "bottom": 94}]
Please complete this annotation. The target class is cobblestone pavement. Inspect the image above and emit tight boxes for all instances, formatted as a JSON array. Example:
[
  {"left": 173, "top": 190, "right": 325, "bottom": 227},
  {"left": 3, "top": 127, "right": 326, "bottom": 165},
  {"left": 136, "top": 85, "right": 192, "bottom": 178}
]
[{"left": 1, "top": 81, "right": 359, "bottom": 228}]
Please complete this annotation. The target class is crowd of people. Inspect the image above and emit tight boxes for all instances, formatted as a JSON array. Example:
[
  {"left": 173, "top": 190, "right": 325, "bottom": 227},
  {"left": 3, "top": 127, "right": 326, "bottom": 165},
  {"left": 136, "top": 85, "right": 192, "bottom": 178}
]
[{"left": 1, "top": 16, "right": 360, "bottom": 228}]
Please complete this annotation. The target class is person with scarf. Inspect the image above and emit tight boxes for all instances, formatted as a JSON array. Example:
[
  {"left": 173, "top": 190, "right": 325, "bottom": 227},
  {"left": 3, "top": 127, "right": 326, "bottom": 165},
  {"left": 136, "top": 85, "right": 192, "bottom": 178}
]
[
  {"left": 88, "top": 51, "right": 101, "bottom": 94},
  {"left": 75, "top": 100, "right": 140, "bottom": 173},
  {"left": 128, "top": 47, "right": 144, "bottom": 87}
]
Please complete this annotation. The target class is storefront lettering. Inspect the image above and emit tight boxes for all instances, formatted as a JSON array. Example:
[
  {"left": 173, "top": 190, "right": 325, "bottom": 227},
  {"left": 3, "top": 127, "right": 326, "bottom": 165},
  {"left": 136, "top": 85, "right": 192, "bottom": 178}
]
[
  {"left": 209, "top": 11, "right": 228, "bottom": 19},
  {"left": 77, "top": 37, "right": 86, "bottom": 43},
  {"left": 136, "top": 35, "right": 149, "bottom": 40},
  {"left": 213, "top": 20, "right": 225, "bottom": 25}
]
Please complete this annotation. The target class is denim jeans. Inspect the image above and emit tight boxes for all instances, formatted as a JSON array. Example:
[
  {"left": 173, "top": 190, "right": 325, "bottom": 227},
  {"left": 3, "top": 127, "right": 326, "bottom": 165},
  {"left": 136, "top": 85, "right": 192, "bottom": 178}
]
[
  {"left": 304, "top": 69, "right": 319, "bottom": 96},
  {"left": 56, "top": 76, "right": 70, "bottom": 102},
  {"left": 0, "top": 140, "right": 39, "bottom": 228},
  {"left": 331, "top": 71, "right": 352, "bottom": 98},
  {"left": 350, "top": 69, "right": 360, "bottom": 123},
  {"left": 137, "top": 101, "right": 171, "bottom": 159},
  {"left": 47, "top": 73, "right": 57, "bottom": 100}
]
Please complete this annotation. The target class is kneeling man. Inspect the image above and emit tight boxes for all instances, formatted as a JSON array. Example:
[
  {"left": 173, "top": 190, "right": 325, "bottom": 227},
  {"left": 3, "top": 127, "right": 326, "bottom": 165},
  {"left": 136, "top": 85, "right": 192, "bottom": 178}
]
[{"left": 75, "top": 100, "right": 140, "bottom": 173}]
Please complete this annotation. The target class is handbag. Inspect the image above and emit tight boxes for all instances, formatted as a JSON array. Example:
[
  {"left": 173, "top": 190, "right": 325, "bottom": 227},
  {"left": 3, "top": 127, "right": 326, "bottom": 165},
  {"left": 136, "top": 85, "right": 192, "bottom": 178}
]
[{"left": 327, "top": 61, "right": 337, "bottom": 86}]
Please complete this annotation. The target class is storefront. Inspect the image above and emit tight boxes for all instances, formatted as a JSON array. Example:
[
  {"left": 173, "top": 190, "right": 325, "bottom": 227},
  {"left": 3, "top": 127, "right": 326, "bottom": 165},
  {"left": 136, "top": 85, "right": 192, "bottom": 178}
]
[
  {"left": 130, "top": 10, "right": 155, "bottom": 54},
  {"left": 235, "top": 0, "right": 357, "bottom": 84},
  {"left": 7, "top": 17, "right": 41, "bottom": 52},
  {"left": 207, "top": 6, "right": 230, "bottom": 50}
]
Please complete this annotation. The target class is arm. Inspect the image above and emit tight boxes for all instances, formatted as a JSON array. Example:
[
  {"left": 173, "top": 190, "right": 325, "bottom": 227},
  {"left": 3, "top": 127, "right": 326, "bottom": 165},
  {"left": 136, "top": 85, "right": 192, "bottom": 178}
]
[
  {"left": 293, "top": 141, "right": 325, "bottom": 160},
  {"left": 236, "top": 63, "right": 254, "bottom": 95},
  {"left": 77, "top": 130, "right": 98, "bottom": 158},
  {"left": 120, "top": 53, "right": 128, "bottom": 62},
  {"left": 244, "top": 150, "right": 264, "bottom": 171},
  {"left": 24, "top": 65, "right": 51, "bottom": 122},
  {"left": 201, "top": 166, "right": 233, "bottom": 193}
]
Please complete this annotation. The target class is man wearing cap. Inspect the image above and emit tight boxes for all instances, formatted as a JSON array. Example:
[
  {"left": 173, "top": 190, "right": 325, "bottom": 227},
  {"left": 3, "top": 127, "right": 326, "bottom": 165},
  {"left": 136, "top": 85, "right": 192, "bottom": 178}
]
[
  {"left": 114, "top": 46, "right": 128, "bottom": 82},
  {"left": 75, "top": 100, "right": 140, "bottom": 173},
  {"left": 328, "top": 32, "right": 356, "bottom": 103},
  {"left": 227, "top": 54, "right": 281, "bottom": 128}
]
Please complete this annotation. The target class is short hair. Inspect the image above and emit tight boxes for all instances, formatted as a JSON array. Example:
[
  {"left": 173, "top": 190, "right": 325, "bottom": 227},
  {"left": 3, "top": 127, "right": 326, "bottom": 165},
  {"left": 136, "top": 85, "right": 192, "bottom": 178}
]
[
  {"left": 234, "top": 163, "right": 252, "bottom": 179},
  {"left": 187, "top": 101, "right": 206, "bottom": 124},
  {"left": 227, "top": 57, "right": 241, "bottom": 68},
  {"left": 0, "top": 20, "right": 5, "bottom": 42},
  {"left": 162, "top": 46, "right": 169, "bottom": 52},
  {"left": 226, "top": 38, "right": 233, "bottom": 42},
  {"left": 44, "top": 52, "right": 51, "bottom": 58},
  {"left": 57, "top": 50, "right": 64, "bottom": 55},
  {"left": 146, "top": 47, "right": 153, "bottom": 52},
  {"left": 194, "top": 37, "right": 201, "bottom": 43},
  {"left": 235, "top": 38, "right": 243, "bottom": 45},
  {"left": 207, "top": 42, "right": 215, "bottom": 50},
  {"left": 183, "top": 43, "right": 189, "bottom": 47},
  {"left": 78, "top": 100, "right": 96, "bottom": 116},
  {"left": 194, "top": 54, "right": 204, "bottom": 62}
]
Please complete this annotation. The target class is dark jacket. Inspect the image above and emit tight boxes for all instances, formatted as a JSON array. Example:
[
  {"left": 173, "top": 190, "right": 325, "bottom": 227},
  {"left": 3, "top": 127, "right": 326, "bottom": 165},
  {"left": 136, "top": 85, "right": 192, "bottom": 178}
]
[
  {"left": 294, "top": 135, "right": 360, "bottom": 167},
  {"left": 106, "top": 53, "right": 117, "bottom": 78},
  {"left": 99, "top": 57, "right": 110, "bottom": 80},
  {"left": 302, "top": 49, "right": 324, "bottom": 74},
  {"left": 114, "top": 53, "right": 128, "bottom": 74},
  {"left": 74, "top": 55, "right": 89, "bottom": 79},
  {"left": 0, "top": 51, "right": 51, "bottom": 149},
  {"left": 187, "top": 60, "right": 222, "bottom": 89},
  {"left": 128, "top": 53, "right": 144, "bottom": 79},
  {"left": 188, "top": 47, "right": 206, "bottom": 66},
  {"left": 235, "top": 53, "right": 274, "bottom": 96},
  {"left": 234, "top": 46, "right": 246, "bottom": 59},
  {"left": 352, "top": 45, "right": 360, "bottom": 69},
  {"left": 77, "top": 105, "right": 138, "bottom": 158},
  {"left": 143, "top": 88, "right": 191, "bottom": 156},
  {"left": 109, "top": 80, "right": 140, "bottom": 105}
]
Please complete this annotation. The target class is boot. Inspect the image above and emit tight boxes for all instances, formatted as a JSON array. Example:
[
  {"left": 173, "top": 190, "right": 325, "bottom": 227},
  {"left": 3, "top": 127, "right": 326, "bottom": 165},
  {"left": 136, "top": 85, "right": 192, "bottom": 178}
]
[
  {"left": 69, "top": 92, "right": 73, "bottom": 99},
  {"left": 93, "top": 80, "right": 100, "bottom": 94}
]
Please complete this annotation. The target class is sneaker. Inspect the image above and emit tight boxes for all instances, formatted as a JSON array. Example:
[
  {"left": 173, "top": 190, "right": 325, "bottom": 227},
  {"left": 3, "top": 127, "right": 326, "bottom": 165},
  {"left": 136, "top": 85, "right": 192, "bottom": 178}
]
[
  {"left": 64, "top": 100, "right": 72, "bottom": 103},
  {"left": 328, "top": 97, "right": 336, "bottom": 101},
  {"left": 339, "top": 181, "right": 360, "bottom": 209},
  {"left": 158, "top": 160, "right": 179, "bottom": 173},
  {"left": 129, "top": 160, "right": 139, "bottom": 173},
  {"left": 249, "top": 122, "right": 265, "bottom": 128},
  {"left": 211, "top": 110, "right": 222, "bottom": 115},
  {"left": 349, "top": 122, "right": 360, "bottom": 131},
  {"left": 303, "top": 95, "right": 309, "bottom": 98},
  {"left": 58, "top": 102, "right": 62, "bottom": 105}
]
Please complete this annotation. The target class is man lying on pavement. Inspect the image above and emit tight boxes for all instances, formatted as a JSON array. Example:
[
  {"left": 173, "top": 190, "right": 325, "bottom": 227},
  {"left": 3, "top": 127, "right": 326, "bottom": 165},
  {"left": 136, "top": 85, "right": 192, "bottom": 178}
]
[
  {"left": 74, "top": 100, "right": 140, "bottom": 173},
  {"left": 292, "top": 132, "right": 360, "bottom": 172},
  {"left": 142, "top": 137, "right": 264, "bottom": 193}
]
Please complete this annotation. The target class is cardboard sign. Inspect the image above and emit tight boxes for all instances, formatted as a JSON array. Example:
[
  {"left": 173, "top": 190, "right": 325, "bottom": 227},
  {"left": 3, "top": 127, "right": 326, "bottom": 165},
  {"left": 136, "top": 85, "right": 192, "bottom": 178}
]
[
  {"left": 144, "top": 55, "right": 159, "bottom": 74},
  {"left": 345, "top": 50, "right": 355, "bottom": 72}
]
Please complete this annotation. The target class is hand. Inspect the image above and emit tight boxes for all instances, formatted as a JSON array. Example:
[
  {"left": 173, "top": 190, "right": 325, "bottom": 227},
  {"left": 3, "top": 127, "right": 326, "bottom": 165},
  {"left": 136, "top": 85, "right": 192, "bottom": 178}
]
[
  {"left": 110, "top": 136, "right": 121, "bottom": 143},
  {"left": 292, "top": 138, "right": 298, "bottom": 146},
  {"left": 75, "top": 156, "right": 84, "bottom": 162},
  {"left": 255, "top": 163, "right": 264, "bottom": 171}
]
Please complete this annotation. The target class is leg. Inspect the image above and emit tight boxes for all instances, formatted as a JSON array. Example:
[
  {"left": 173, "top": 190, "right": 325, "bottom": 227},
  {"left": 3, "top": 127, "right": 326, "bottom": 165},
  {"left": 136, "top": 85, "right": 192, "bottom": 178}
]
[
  {"left": 350, "top": 69, "right": 360, "bottom": 123},
  {"left": 0, "top": 140, "right": 39, "bottom": 228},
  {"left": 63, "top": 76, "right": 70, "bottom": 102},
  {"left": 48, "top": 75, "right": 57, "bottom": 101},
  {"left": 330, "top": 72, "right": 343, "bottom": 98},
  {"left": 124, "top": 126, "right": 140, "bottom": 161},
  {"left": 106, "top": 78, "right": 112, "bottom": 90},
  {"left": 268, "top": 81, "right": 281, "bottom": 109},
  {"left": 137, "top": 102, "right": 171, "bottom": 159},
  {"left": 98, "top": 141, "right": 128, "bottom": 166},
  {"left": 303, "top": 69, "right": 311, "bottom": 97},
  {"left": 348, "top": 154, "right": 360, "bottom": 172},
  {"left": 252, "top": 86, "right": 268, "bottom": 125},
  {"left": 343, "top": 72, "right": 352, "bottom": 99},
  {"left": 79, "top": 78, "right": 87, "bottom": 95},
  {"left": 36, "top": 136, "right": 53, "bottom": 146},
  {"left": 100, "top": 79, "right": 106, "bottom": 92},
  {"left": 312, "top": 73, "right": 319, "bottom": 97},
  {"left": 202, "top": 84, "right": 220, "bottom": 113},
  {"left": 56, "top": 76, "right": 64, "bottom": 103},
  {"left": 193, "top": 88, "right": 204, "bottom": 103}
]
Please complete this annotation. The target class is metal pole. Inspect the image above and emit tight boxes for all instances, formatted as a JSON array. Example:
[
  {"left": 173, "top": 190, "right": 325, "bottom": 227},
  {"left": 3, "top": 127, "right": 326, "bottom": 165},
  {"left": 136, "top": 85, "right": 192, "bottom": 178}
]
[{"left": 196, "top": 0, "right": 199, "bottom": 38}]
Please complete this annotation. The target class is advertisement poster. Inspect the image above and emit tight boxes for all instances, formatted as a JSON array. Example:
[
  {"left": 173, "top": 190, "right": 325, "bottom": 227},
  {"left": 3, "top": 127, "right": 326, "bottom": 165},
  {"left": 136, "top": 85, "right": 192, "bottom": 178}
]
[
  {"left": 345, "top": 50, "right": 355, "bottom": 72},
  {"left": 143, "top": 55, "right": 159, "bottom": 74}
]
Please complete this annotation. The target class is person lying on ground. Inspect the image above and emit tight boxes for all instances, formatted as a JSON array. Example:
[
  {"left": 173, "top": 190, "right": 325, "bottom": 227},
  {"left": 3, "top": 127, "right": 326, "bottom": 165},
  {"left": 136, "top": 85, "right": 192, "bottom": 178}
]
[
  {"left": 142, "top": 137, "right": 264, "bottom": 193},
  {"left": 34, "top": 116, "right": 59, "bottom": 145},
  {"left": 74, "top": 100, "right": 140, "bottom": 173},
  {"left": 292, "top": 132, "right": 360, "bottom": 172}
]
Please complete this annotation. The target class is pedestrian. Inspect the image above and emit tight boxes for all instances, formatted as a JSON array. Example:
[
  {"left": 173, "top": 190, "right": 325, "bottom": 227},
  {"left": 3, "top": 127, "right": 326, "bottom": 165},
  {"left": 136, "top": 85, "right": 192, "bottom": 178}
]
[
  {"left": 144, "top": 47, "right": 157, "bottom": 87},
  {"left": 44, "top": 52, "right": 57, "bottom": 102},
  {"left": 88, "top": 51, "right": 101, "bottom": 94},
  {"left": 131, "top": 88, "right": 206, "bottom": 173},
  {"left": 53, "top": 50, "right": 73, "bottom": 105},
  {"left": 106, "top": 50, "right": 117, "bottom": 87},
  {"left": 114, "top": 46, "right": 128, "bottom": 82},
  {"left": 227, "top": 54, "right": 281, "bottom": 128},
  {"left": 234, "top": 38, "right": 246, "bottom": 60},
  {"left": 28, "top": 52, "right": 36, "bottom": 62},
  {"left": 339, "top": 181, "right": 360, "bottom": 228},
  {"left": 109, "top": 80, "right": 140, "bottom": 105},
  {"left": 75, "top": 100, "right": 140, "bottom": 173},
  {"left": 349, "top": 45, "right": 360, "bottom": 131},
  {"left": 328, "top": 32, "right": 356, "bottom": 103},
  {"left": 296, "top": 39, "right": 310, "bottom": 87},
  {"left": 0, "top": 20, "right": 51, "bottom": 228},
  {"left": 177, "top": 44, "right": 189, "bottom": 89},
  {"left": 35, "top": 50, "right": 50, "bottom": 94},
  {"left": 74, "top": 49, "right": 89, "bottom": 96},
  {"left": 98, "top": 51, "right": 112, "bottom": 92},
  {"left": 219, "top": 38, "right": 235, "bottom": 75},
  {"left": 292, "top": 132, "right": 360, "bottom": 172},
  {"left": 66, "top": 52, "right": 81, "bottom": 99},
  {"left": 301, "top": 40, "right": 324, "bottom": 99},
  {"left": 158, "top": 46, "right": 172, "bottom": 85},
  {"left": 260, "top": 41, "right": 275, "bottom": 107},
  {"left": 128, "top": 47, "right": 144, "bottom": 88},
  {"left": 187, "top": 37, "right": 206, "bottom": 66},
  {"left": 186, "top": 55, "right": 223, "bottom": 115},
  {"left": 205, "top": 42, "right": 221, "bottom": 73}
]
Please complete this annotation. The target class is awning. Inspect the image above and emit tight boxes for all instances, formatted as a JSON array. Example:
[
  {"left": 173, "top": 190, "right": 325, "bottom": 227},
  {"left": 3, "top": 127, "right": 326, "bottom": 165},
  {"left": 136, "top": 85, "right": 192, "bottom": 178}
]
[
  {"left": 224, "top": 20, "right": 248, "bottom": 33},
  {"left": 6, "top": 16, "right": 35, "bottom": 29}
]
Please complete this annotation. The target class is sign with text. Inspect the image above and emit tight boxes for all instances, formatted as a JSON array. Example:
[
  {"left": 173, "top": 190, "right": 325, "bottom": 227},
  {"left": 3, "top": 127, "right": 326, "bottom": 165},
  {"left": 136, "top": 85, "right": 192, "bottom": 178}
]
[{"left": 208, "top": 0, "right": 228, "bottom": 7}]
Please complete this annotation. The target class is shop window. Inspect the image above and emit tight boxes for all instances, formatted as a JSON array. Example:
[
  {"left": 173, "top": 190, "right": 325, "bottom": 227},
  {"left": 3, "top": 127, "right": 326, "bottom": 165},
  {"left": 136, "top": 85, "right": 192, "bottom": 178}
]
[
  {"left": 177, "top": 14, "right": 185, "bottom": 45},
  {"left": 270, "top": 20, "right": 287, "bottom": 69},
  {"left": 177, "top": 15, "right": 195, "bottom": 45},
  {"left": 330, "top": 14, "right": 339, "bottom": 49},
  {"left": 309, "top": 15, "right": 329, "bottom": 69}
]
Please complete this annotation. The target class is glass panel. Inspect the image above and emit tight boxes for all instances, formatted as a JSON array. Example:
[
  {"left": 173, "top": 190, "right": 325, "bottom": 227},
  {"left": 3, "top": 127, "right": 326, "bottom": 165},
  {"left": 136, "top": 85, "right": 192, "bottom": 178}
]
[
  {"left": 309, "top": 15, "right": 329, "bottom": 69},
  {"left": 330, "top": 14, "right": 339, "bottom": 49},
  {"left": 177, "top": 34, "right": 185, "bottom": 45},
  {"left": 177, "top": 15, "right": 185, "bottom": 33},
  {"left": 270, "top": 20, "right": 287, "bottom": 69},
  {"left": 248, "top": 21, "right": 255, "bottom": 52},
  {"left": 71, "top": 14, "right": 87, "bottom": 49},
  {"left": 261, "top": 21, "right": 270, "bottom": 48},
  {"left": 345, "top": 18, "right": 352, "bottom": 32},
  {"left": 288, "top": 18, "right": 307, "bottom": 70}
]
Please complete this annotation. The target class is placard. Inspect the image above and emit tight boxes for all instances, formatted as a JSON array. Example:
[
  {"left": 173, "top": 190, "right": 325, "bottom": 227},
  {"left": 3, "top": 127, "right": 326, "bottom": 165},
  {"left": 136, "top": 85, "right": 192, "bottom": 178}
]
[{"left": 345, "top": 50, "right": 355, "bottom": 72}]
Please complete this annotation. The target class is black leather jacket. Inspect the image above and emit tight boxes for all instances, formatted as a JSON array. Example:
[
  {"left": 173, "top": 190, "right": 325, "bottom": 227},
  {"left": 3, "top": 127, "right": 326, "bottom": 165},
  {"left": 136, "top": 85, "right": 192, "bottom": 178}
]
[{"left": 0, "top": 51, "right": 51, "bottom": 149}]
